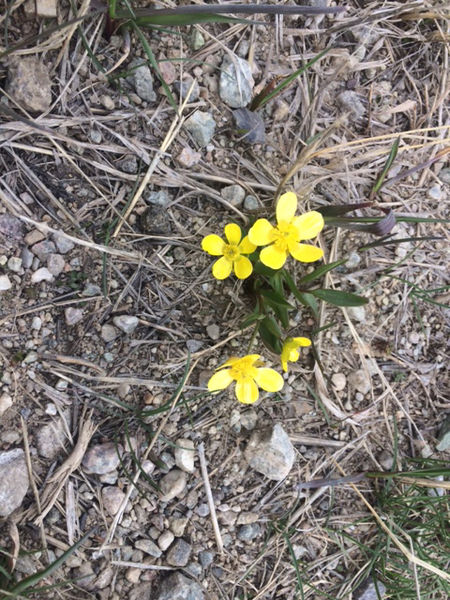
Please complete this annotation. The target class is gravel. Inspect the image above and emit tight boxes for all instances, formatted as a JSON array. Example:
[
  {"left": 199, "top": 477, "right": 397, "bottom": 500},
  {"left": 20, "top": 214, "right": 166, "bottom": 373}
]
[
  {"left": 184, "top": 111, "right": 216, "bottom": 147},
  {"left": 219, "top": 55, "right": 254, "bottom": 108},
  {"left": 245, "top": 423, "right": 295, "bottom": 480},
  {"left": 0, "top": 449, "right": 29, "bottom": 517}
]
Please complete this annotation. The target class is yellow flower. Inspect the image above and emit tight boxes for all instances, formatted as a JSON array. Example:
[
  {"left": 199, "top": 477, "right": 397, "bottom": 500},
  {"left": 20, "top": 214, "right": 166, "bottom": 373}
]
[
  {"left": 281, "top": 337, "right": 311, "bottom": 372},
  {"left": 248, "top": 192, "right": 324, "bottom": 269},
  {"left": 202, "top": 223, "right": 256, "bottom": 280},
  {"left": 208, "top": 354, "right": 284, "bottom": 404}
]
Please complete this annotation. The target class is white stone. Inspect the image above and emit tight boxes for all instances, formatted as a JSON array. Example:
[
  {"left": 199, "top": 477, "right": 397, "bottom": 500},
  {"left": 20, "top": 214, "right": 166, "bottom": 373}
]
[
  {"left": 174, "top": 438, "right": 195, "bottom": 473},
  {"left": 0, "top": 275, "right": 12, "bottom": 291},
  {"left": 65, "top": 307, "right": 83, "bottom": 326},
  {"left": 113, "top": 315, "right": 139, "bottom": 334},
  {"left": 31, "top": 267, "right": 53, "bottom": 283},
  {"left": 331, "top": 373, "right": 346, "bottom": 391},
  {"left": 7, "top": 257, "right": 22, "bottom": 272},
  {"left": 0, "top": 393, "right": 13, "bottom": 416},
  {"left": 159, "top": 469, "right": 187, "bottom": 502}
]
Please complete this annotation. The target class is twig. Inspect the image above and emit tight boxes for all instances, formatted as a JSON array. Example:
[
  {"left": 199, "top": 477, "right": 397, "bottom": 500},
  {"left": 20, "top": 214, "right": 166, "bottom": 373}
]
[{"left": 198, "top": 442, "right": 223, "bottom": 554}]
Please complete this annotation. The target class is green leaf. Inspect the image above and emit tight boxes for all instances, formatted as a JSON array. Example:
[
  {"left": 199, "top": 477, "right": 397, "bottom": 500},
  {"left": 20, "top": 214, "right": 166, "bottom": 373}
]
[
  {"left": 271, "top": 302, "right": 290, "bottom": 330},
  {"left": 240, "top": 311, "right": 263, "bottom": 329},
  {"left": 311, "top": 289, "right": 368, "bottom": 307},
  {"left": 260, "top": 288, "right": 293, "bottom": 308},
  {"left": 370, "top": 136, "right": 400, "bottom": 198},
  {"left": 296, "top": 292, "right": 319, "bottom": 317},
  {"left": 297, "top": 259, "right": 347, "bottom": 286},
  {"left": 258, "top": 318, "right": 283, "bottom": 354},
  {"left": 253, "top": 261, "right": 279, "bottom": 277}
]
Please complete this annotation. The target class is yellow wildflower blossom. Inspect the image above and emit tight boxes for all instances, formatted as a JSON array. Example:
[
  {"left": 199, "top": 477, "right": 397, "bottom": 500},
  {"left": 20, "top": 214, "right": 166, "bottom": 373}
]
[
  {"left": 248, "top": 192, "right": 324, "bottom": 269},
  {"left": 208, "top": 354, "right": 284, "bottom": 404},
  {"left": 202, "top": 223, "right": 256, "bottom": 280},
  {"left": 281, "top": 337, "right": 311, "bottom": 372}
]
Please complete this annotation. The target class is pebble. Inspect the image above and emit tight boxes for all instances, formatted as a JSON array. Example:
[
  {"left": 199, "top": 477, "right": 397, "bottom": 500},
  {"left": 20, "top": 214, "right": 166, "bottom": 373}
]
[
  {"left": 113, "top": 315, "right": 139, "bottom": 334},
  {"left": 101, "top": 324, "right": 118, "bottom": 343},
  {"left": 31, "top": 240, "right": 56, "bottom": 261},
  {"left": 221, "top": 184, "right": 245, "bottom": 208},
  {"left": 25, "top": 229, "right": 45, "bottom": 246},
  {"left": 46, "top": 253, "right": 65, "bottom": 276},
  {"left": 0, "top": 392, "right": 13, "bottom": 416},
  {"left": 244, "top": 195, "right": 259, "bottom": 211},
  {"left": 337, "top": 90, "right": 366, "bottom": 119},
  {"left": 355, "top": 579, "right": 386, "bottom": 600},
  {"left": 174, "top": 76, "right": 200, "bottom": 102},
  {"left": 147, "top": 190, "right": 170, "bottom": 207},
  {"left": 347, "top": 306, "right": 366, "bottom": 322},
  {"left": 206, "top": 324, "right": 220, "bottom": 340},
  {"left": 36, "top": 0, "right": 57, "bottom": 18},
  {"left": 166, "top": 538, "right": 192, "bottom": 567},
  {"left": 436, "top": 414, "right": 450, "bottom": 452},
  {"left": 232, "top": 107, "right": 265, "bottom": 144},
  {"left": 186, "top": 339, "right": 202, "bottom": 353},
  {"left": 0, "top": 449, "right": 30, "bottom": 517},
  {"left": 176, "top": 147, "right": 201, "bottom": 168},
  {"left": 427, "top": 184, "right": 442, "bottom": 201},
  {"left": 331, "top": 373, "right": 347, "bottom": 391},
  {"left": 82, "top": 283, "right": 101, "bottom": 297},
  {"left": 90, "top": 130, "right": 102, "bottom": 144},
  {"left": 157, "top": 530, "right": 174, "bottom": 551},
  {"left": 346, "top": 251, "right": 361, "bottom": 269},
  {"left": 83, "top": 442, "right": 121, "bottom": 474},
  {"left": 439, "top": 167, "right": 450, "bottom": 184},
  {"left": 190, "top": 29, "right": 205, "bottom": 50},
  {"left": 8, "top": 256, "right": 22, "bottom": 272},
  {"left": 65, "top": 307, "right": 83, "bottom": 326},
  {"left": 126, "top": 567, "right": 141, "bottom": 584},
  {"left": 21, "top": 247, "right": 34, "bottom": 268},
  {"left": 159, "top": 469, "right": 187, "bottom": 501},
  {"left": 219, "top": 55, "right": 254, "bottom": 108},
  {"left": 128, "top": 59, "right": 156, "bottom": 102},
  {"left": 52, "top": 233, "right": 75, "bottom": 254},
  {"left": 292, "top": 544, "right": 308, "bottom": 560},
  {"left": 237, "top": 523, "right": 262, "bottom": 542},
  {"left": 156, "top": 572, "right": 204, "bottom": 600},
  {"left": 158, "top": 59, "right": 176, "bottom": 85},
  {"left": 36, "top": 418, "right": 66, "bottom": 459},
  {"left": 45, "top": 403, "right": 57, "bottom": 415},
  {"left": 378, "top": 450, "right": 394, "bottom": 471},
  {"left": 31, "top": 267, "right": 54, "bottom": 283},
  {"left": 120, "top": 156, "right": 138, "bottom": 174},
  {"left": 99, "top": 470, "right": 118, "bottom": 485},
  {"left": 236, "top": 511, "right": 259, "bottom": 525},
  {"left": 245, "top": 423, "right": 295, "bottom": 480},
  {"left": 348, "top": 369, "right": 371, "bottom": 395},
  {"left": 199, "top": 550, "right": 214, "bottom": 568},
  {"left": 184, "top": 111, "right": 216, "bottom": 147},
  {"left": 196, "top": 503, "right": 210, "bottom": 517},
  {"left": 240, "top": 410, "right": 258, "bottom": 431},
  {"left": 6, "top": 56, "right": 52, "bottom": 113},
  {"left": 102, "top": 486, "right": 126, "bottom": 516},
  {"left": 100, "top": 94, "right": 115, "bottom": 110},
  {"left": 185, "top": 562, "right": 202, "bottom": 578},
  {"left": 169, "top": 516, "right": 188, "bottom": 537},
  {"left": 135, "top": 538, "right": 162, "bottom": 558},
  {"left": 174, "top": 438, "right": 195, "bottom": 473},
  {"left": 0, "top": 275, "right": 12, "bottom": 291},
  {"left": 0, "top": 214, "right": 24, "bottom": 247},
  {"left": 23, "top": 351, "right": 38, "bottom": 364}
]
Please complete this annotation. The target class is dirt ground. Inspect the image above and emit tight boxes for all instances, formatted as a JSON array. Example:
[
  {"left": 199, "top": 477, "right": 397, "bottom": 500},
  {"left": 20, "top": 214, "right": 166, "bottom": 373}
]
[{"left": 0, "top": 1, "right": 449, "bottom": 599}]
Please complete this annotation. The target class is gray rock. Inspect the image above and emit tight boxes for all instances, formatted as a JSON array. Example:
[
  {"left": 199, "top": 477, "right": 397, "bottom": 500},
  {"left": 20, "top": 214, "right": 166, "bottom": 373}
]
[
  {"left": 337, "top": 91, "right": 366, "bottom": 119},
  {"left": 219, "top": 55, "right": 254, "bottom": 108},
  {"left": 129, "top": 59, "right": 156, "bottom": 102},
  {"left": 36, "top": 418, "right": 67, "bottom": 459},
  {"left": 184, "top": 111, "right": 216, "bottom": 147},
  {"left": 346, "top": 251, "right": 361, "bottom": 269},
  {"left": 0, "top": 449, "right": 29, "bottom": 517},
  {"left": 237, "top": 523, "right": 262, "bottom": 542},
  {"left": 158, "top": 530, "right": 174, "bottom": 551},
  {"left": 113, "top": 315, "right": 139, "bottom": 334},
  {"left": 206, "top": 324, "right": 220, "bottom": 340},
  {"left": 83, "top": 442, "right": 120, "bottom": 474},
  {"left": 21, "top": 247, "right": 34, "bottom": 269},
  {"left": 52, "top": 233, "right": 75, "bottom": 254},
  {"left": 156, "top": 572, "right": 204, "bottom": 600},
  {"left": 31, "top": 267, "right": 54, "bottom": 283},
  {"left": 170, "top": 517, "right": 188, "bottom": 537},
  {"left": 8, "top": 256, "right": 22, "bottom": 272},
  {"left": 147, "top": 190, "right": 170, "bottom": 207},
  {"left": 174, "top": 77, "right": 200, "bottom": 102},
  {"left": 186, "top": 340, "right": 202, "bottom": 353},
  {"left": 90, "top": 130, "right": 102, "bottom": 144},
  {"left": 135, "top": 538, "right": 162, "bottom": 558},
  {"left": 166, "top": 539, "right": 192, "bottom": 567},
  {"left": 196, "top": 503, "right": 210, "bottom": 517},
  {"left": 347, "top": 306, "right": 366, "bottom": 322},
  {"left": 378, "top": 450, "right": 394, "bottom": 471},
  {"left": 439, "top": 167, "right": 450, "bottom": 184},
  {"left": 174, "top": 438, "right": 195, "bottom": 473},
  {"left": 82, "top": 283, "right": 101, "bottom": 297},
  {"left": 331, "top": 373, "right": 346, "bottom": 391},
  {"left": 0, "top": 214, "right": 24, "bottom": 249},
  {"left": 198, "top": 550, "right": 214, "bottom": 568},
  {"left": 31, "top": 240, "right": 56, "bottom": 261},
  {"left": 348, "top": 369, "right": 371, "bottom": 395},
  {"left": 240, "top": 410, "right": 258, "bottom": 431},
  {"left": 355, "top": 579, "right": 386, "bottom": 600},
  {"left": 120, "top": 156, "right": 138, "bottom": 174},
  {"left": 185, "top": 562, "right": 202, "bottom": 578},
  {"left": 221, "top": 184, "right": 245, "bottom": 208},
  {"left": 232, "top": 108, "right": 265, "bottom": 144},
  {"left": 102, "top": 486, "right": 126, "bottom": 516},
  {"left": 7, "top": 56, "right": 52, "bottom": 113},
  {"left": 160, "top": 469, "right": 187, "bottom": 502},
  {"left": 245, "top": 423, "right": 295, "bottom": 480},
  {"left": 236, "top": 511, "right": 259, "bottom": 525},
  {"left": 244, "top": 195, "right": 259, "bottom": 211},
  {"left": 0, "top": 275, "right": 12, "bottom": 291},
  {"left": 65, "top": 307, "right": 83, "bottom": 326},
  {"left": 176, "top": 147, "right": 201, "bottom": 168},
  {"left": 101, "top": 324, "right": 118, "bottom": 343},
  {"left": 25, "top": 229, "right": 45, "bottom": 246},
  {"left": 47, "top": 253, "right": 65, "bottom": 276},
  {"left": 0, "top": 392, "right": 13, "bottom": 416},
  {"left": 436, "top": 414, "right": 450, "bottom": 452},
  {"left": 190, "top": 29, "right": 205, "bottom": 51},
  {"left": 427, "top": 184, "right": 442, "bottom": 201}
]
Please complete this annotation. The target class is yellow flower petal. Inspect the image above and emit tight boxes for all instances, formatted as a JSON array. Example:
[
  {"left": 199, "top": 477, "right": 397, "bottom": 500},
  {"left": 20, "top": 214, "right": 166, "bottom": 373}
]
[
  {"left": 288, "top": 242, "right": 323, "bottom": 263},
  {"left": 212, "top": 256, "right": 233, "bottom": 279},
  {"left": 254, "top": 368, "right": 284, "bottom": 392},
  {"left": 224, "top": 223, "right": 242, "bottom": 245},
  {"left": 234, "top": 256, "right": 253, "bottom": 279},
  {"left": 288, "top": 349, "right": 300, "bottom": 362},
  {"left": 248, "top": 219, "right": 275, "bottom": 246},
  {"left": 292, "top": 211, "right": 324, "bottom": 240},
  {"left": 208, "top": 369, "right": 233, "bottom": 392},
  {"left": 238, "top": 235, "right": 257, "bottom": 254},
  {"left": 216, "top": 356, "right": 240, "bottom": 369},
  {"left": 202, "top": 234, "right": 225, "bottom": 256},
  {"left": 235, "top": 378, "right": 259, "bottom": 404},
  {"left": 276, "top": 192, "right": 297, "bottom": 224},
  {"left": 292, "top": 337, "right": 311, "bottom": 347},
  {"left": 281, "top": 357, "right": 288, "bottom": 372},
  {"left": 260, "top": 244, "right": 287, "bottom": 269}
]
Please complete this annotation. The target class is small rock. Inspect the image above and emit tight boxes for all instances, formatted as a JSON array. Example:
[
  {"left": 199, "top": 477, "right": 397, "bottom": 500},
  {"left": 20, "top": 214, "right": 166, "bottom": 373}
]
[
  {"left": 135, "top": 538, "right": 162, "bottom": 558},
  {"left": 439, "top": 167, "right": 450, "bottom": 184},
  {"left": 102, "top": 486, "right": 126, "bottom": 516},
  {"left": 0, "top": 393, "right": 13, "bottom": 416},
  {"left": 0, "top": 449, "right": 29, "bottom": 517},
  {"left": 158, "top": 59, "right": 176, "bottom": 85},
  {"left": 36, "top": 418, "right": 67, "bottom": 459},
  {"left": 25, "top": 229, "right": 45, "bottom": 246},
  {"left": 120, "top": 156, "right": 138, "bottom": 174},
  {"left": 347, "top": 306, "right": 366, "bottom": 322},
  {"left": 186, "top": 340, "right": 202, "bottom": 353},
  {"left": 156, "top": 572, "right": 204, "bottom": 600},
  {"left": 45, "top": 403, "right": 57, "bottom": 415},
  {"left": 99, "top": 470, "right": 118, "bottom": 485},
  {"left": 31, "top": 267, "right": 54, "bottom": 283},
  {"left": 113, "top": 315, "right": 139, "bottom": 334},
  {"left": 240, "top": 410, "right": 258, "bottom": 431},
  {"left": 237, "top": 523, "right": 262, "bottom": 542},
  {"left": 184, "top": 111, "right": 216, "bottom": 147},
  {"left": 176, "top": 147, "right": 201, "bottom": 168},
  {"left": 236, "top": 511, "right": 259, "bottom": 525},
  {"left": 436, "top": 414, "right": 450, "bottom": 452},
  {"left": 174, "top": 438, "right": 195, "bottom": 473},
  {"left": 157, "top": 530, "right": 174, "bottom": 551},
  {"left": 206, "top": 324, "right": 220, "bottom": 340},
  {"left": 0, "top": 214, "right": 24, "bottom": 249},
  {"left": 196, "top": 503, "right": 210, "bottom": 518},
  {"left": 199, "top": 550, "right": 214, "bottom": 568},
  {"left": 128, "top": 59, "right": 156, "bottom": 102},
  {"left": 82, "top": 283, "right": 101, "bottom": 297},
  {"left": 90, "top": 130, "right": 102, "bottom": 144},
  {"left": 409, "top": 332, "right": 420, "bottom": 344},
  {"left": 7, "top": 57, "right": 52, "bottom": 113},
  {"left": 159, "top": 469, "right": 187, "bottom": 501},
  {"left": 219, "top": 55, "right": 254, "bottom": 108},
  {"left": 348, "top": 369, "right": 371, "bottom": 395},
  {"left": 126, "top": 567, "right": 141, "bottom": 584},
  {"left": 21, "top": 247, "right": 34, "bottom": 268},
  {"left": 221, "top": 184, "right": 245, "bottom": 208},
  {"left": 185, "top": 562, "right": 202, "bottom": 578},
  {"left": 427, "top": 184, "right": 442, "bottom": 201},
  {"left": 331, "top": 373, "right": 346, "bottom": 391},
  {"left": 232, "top": 108, "right": 265, "bottom": 144},
  {"left": 244, "top": 195, "right": 259, "bottom": 211},
  {"left": 31, "top": 316, "right": 42, "bottom": 331},
  {"left": 190, "top": 29, "right": 205, "bottom": 50},
  {"left": 147, "top": 190, "right": 170, "bottom": 207},
  {"left": 7, "top": 256, "right": 22, "bottom": 272},
  {"left": 166, "top": 539, "right": 192, "bottom": 567},
  {"left": 378, "top": 450, "right": 394, "bottom": 471},
  {"left": 292, "top": 544, "right": 307, "bottom": 560},
  {"left": 245, "top": 423, "right": 295, "bottom": 480},
  {"left": 65, "top": 307, "right": 83, "bottom": 326},
  {"left": 36, "top": 0, "right": 57, "bottom": 18},
  {"left": 169, "top": 517, "right": 188, "bottom": 537},
  {"left": 355, "top": 579, "right": 386, "bottom": 600},
  {"left": 95, "top": 566, "right": 114, "bottom": 590},
  {"left": 174, "top": 77, "right": 200, "bottom": 102},
  {"left": 31, "top": 240, "right": 56, "bottom": 261},
  {"left": 100, "top": 94, "right": 115, "bottom": 110},
  {"left": 83, "top": 442, "right": 120, "bottom": 474},
  {"left": 346, "top": 251, "right": 361, "bottom": 269},
  {"left": 101, "top": 324, "right": 118, "bottom": 343},
  {"left": 0, "top": 275, "right": 12, "bottom": 291},
  {"left": 52, "top": 233, "right": 74, "bottom": 254},
  {"left": 46, "top": 253, "right": 65, "bottom": 276},
  {"left": 337, "top": 90, "right": 366, "bottom": 119},
  {"left": 23, "top": 351, "right": 38, "bottom": 364}
]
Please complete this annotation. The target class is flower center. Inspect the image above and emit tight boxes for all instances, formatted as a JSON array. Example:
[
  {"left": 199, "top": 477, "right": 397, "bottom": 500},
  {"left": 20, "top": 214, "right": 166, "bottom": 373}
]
[
  {"left": 230, "top": 359, "right": 257, "bottom": 381},
  {"left": 271, "top": 221, "right": 299, "bottom": 251},
  {"left": 223, "top": 244, "right": 240, "bottom": 262}
]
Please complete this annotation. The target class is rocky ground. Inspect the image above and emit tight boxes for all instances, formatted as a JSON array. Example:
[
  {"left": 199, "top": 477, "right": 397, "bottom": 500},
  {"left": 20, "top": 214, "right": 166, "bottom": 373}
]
[{"left": 0, "top": 1, "right": 449, "bottom": 599}]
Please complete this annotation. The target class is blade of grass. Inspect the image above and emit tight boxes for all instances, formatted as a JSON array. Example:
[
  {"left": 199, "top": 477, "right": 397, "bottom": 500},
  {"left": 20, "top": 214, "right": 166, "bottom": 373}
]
[{"left": 370, "top": 136, "right": 400, "bottom": 199}]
